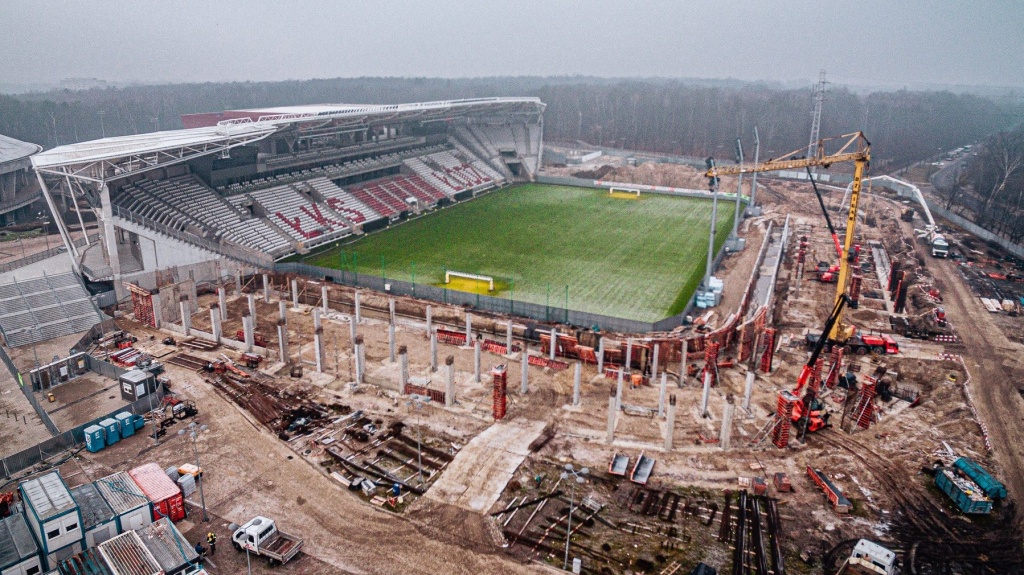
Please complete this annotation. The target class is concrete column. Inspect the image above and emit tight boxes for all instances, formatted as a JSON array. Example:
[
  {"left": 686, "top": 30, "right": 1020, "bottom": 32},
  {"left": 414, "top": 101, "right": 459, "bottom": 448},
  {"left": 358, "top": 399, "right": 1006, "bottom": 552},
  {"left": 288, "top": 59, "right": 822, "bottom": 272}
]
[
  {"left": 700, "top": 370, "right": 712, "bottom": 417},
  {"left": 506, "top": 321, "right": 513, "bottom": 355},
  {"left": 651, "top": 343, "right": 660, "bottom": 380},
  {"left": 210, "top": 306, "right": 221, "bottom": 344},
  {"left": 234, "top": 267, "right": 242, "bottom": 296},
  {"left": 658, "top": 372, "right": 667, "bottom": 417},
  {"left": 720, "top": 395, "right": 735, "bottom": 450},
  {"left": 291, "top": 278, "right": 299, "bottom": 307},
  {"left": 474, "top": 340, "right": 482, "bottom": 383},
  {"left": 606, "top": 388, "right": 617, "bottom": 444},
  {"left": 572, "top": 362, "right": 582, "bottom": 406},
  {"left": 389, "top": 298, "right": 396, "bottom": 324},
  {"left": 279, "top": 300, "right": 287, "bottom": 321},
  {"left": 679, "top": 340, "right": 688, "bottom": 387},
  {"left": 322, "top": 285, "right": 329, "bottom": 313},
  {"left": 664, "top": 395, "right": 676, "bottom": 450},
  {"left": 262, "top": 274, "right": 270, "bottom": 303},
  {"left": 520, "top": 344, "right": 529, "bottom": 394},
  {"left": 465, "top": 313, "right": 472, "bottom": 344},
  {"left": 99, "top": 184, "right": 121, "bottom": 279},
  {"left": 247, "top": 294, "right": 257, "bottom": 327},
  {"left": 354, "top": 335, "right": 365, "bottom": 384},
  {"left": 313, "top": 316, "right": 325, "bottom": 373},
  {"left": 152, "top": 293, "right": 163, "bottom": 328},
  {"left": 349, "top": 316, "right": 357, "bottom": 349},
  {"left": 445, "top": 356, "right": 455, "bottom": 408},
  {"left": 625, "top": 338, "right": 633, "bottom": 371},
  {"left": 388, "top": 323, "right": 396, "bottom": 363},
  {"left": 597, "top": 336, "right": 604, "bottom": 373},
  {"left": 218, "top": 288, "right": 227, "bottom": 321},
  {"left": 399, "top": 345, "right": 409, "bottom": 391},
  {"left": 354, "top": 291, "right": 361, "bottom": 323},
  {"left": 616, "top": 368, "right": 624, "bottom": 411},
  {"left": 242, "top": 313, "right": 255, "bottom": 352},
  {"left": 425, "top": 305, "right": 432, "bottom": 336},
  {"left": 179, "top": 299, "right": 191, "bottom": 336},
  {"left": 277, "top": 318, "right": 289, "bottom": 364},
  {"left": 430, "top": 330, "right": 438, "bottom": 372},
  {"left": 549, "top": 328, "right": 557, "bottom": 360},
  {"left": 743, "top": 370, "right": 755, "bottom": 411}
]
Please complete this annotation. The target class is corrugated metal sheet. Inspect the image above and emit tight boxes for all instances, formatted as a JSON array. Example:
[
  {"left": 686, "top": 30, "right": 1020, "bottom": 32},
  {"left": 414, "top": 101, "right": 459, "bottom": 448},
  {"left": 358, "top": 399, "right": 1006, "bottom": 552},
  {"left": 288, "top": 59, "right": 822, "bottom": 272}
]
[
  {"left": 137, "top": 518, "right": 198, "bottom": 574},
  {"left": 97, "top": 532, "right": 161, "bottom": 575},
  {"left": 71, "top": 483, "right": 115, "bottom": 530},
  {"left": 0, "top": 514, "right": 39, "bottom": 568},
  {"left": 128, "top": 464, "right": 179, "bottom": 502},
  {"left": 56, "top": 547, "right": 113, "bottom": 575},
  {"left": 94, "top": 473, "right": 149, "bottom": 515},
  {"left": 21, "top": 471, "right": 77, "bottom": 521}
]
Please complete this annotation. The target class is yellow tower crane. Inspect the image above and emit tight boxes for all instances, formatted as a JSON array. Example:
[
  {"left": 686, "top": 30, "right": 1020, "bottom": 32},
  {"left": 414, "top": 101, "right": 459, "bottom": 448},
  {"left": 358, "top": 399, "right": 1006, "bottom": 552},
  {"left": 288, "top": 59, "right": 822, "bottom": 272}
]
[{"left": 706, "top": 131, "right": 870, "bottom": 340}]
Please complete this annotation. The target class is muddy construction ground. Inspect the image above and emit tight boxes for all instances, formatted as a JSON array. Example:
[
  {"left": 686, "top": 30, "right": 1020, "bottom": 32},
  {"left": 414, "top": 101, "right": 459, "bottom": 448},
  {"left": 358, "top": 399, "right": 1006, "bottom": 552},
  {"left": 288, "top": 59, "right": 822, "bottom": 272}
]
[{"left": 3, "top": 177, "right": 1024, "bottom": 575}]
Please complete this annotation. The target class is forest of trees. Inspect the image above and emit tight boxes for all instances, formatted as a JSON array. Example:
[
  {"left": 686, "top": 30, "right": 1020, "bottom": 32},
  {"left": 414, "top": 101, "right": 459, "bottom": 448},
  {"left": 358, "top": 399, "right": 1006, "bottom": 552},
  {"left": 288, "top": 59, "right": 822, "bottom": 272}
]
[
  {"left": 938, "top": 125, "right": 1024, "bottom": 243},
  {"left": 2, "top": 77, "right": 1021, "bottom": 173}
]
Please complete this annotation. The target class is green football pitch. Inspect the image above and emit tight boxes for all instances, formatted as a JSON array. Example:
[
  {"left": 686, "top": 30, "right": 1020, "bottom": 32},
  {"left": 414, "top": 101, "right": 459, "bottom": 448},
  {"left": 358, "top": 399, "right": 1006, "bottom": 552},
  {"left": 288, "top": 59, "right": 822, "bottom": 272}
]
[{"left": 302, "top": 184, "right": 735, "bottom": 323}]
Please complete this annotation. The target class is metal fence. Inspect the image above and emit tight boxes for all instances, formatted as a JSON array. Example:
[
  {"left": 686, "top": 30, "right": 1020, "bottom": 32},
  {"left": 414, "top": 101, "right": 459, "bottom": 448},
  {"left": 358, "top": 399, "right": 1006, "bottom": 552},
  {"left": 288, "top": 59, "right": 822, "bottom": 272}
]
[
  {"left": 1, "top": 383, "right": 165, "bottom": 480},
  {"left": 0, "top": 344, "right": 61, "bottom": 436},
  {"left": 0, "top": 233, "right": 101, "bottom": 274}
]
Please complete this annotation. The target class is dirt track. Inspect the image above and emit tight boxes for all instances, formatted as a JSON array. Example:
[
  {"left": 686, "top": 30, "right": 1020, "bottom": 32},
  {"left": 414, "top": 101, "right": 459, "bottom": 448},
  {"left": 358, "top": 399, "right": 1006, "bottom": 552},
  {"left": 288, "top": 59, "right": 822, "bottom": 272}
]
[{"left": 932, "top": 254, "right": 1024, "bottom": 512}]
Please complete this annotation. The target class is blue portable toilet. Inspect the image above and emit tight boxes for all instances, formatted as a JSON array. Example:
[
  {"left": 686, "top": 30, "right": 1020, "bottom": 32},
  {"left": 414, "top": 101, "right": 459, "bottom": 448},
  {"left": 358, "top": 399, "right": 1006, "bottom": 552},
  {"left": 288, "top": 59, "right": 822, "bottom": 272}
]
[
  {"left": 114, "top": 412, "right": 135, "bottom": 438},
  {"left": 83, "top": 425, "right": 105, "bottom": 453},
  {"left": 133, "top": 414, "right": 146, "bottom": 431},
  {"left": 99, "top": 418, "right": 120, "bottom": 446}
]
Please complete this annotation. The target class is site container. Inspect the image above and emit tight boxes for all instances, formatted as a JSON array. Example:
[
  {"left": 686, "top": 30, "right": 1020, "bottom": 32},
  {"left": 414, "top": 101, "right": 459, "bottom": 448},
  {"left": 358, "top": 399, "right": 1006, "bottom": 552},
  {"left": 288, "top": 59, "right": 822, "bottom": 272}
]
[
  {"left": 936, "top": 468, "right": 992, "bottom": 514},
  {"left": 953, "top": 457, "right": 1006, "bottom": 500},
  {"left": 94, "top": 471, "right": 153, "bottom": 532},
  {"left": 114, "top": 412, "right": 135, "bottom": 438},
  {"left": 84, "top": 425, "right": 106, "bottom": 453},
  {"left": 129, "top": 463, "right": 186, "bottom": 522},
  {"left": 99, "top": 418, "right": 120, "bottom": 446}
]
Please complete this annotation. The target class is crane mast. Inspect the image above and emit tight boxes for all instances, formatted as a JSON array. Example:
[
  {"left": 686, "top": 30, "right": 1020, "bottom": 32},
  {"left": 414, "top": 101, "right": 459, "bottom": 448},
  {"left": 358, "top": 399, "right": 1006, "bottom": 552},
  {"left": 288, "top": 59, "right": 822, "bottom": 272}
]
[{"left": 707, "top": 132, "right": 870, "bottom": 341}]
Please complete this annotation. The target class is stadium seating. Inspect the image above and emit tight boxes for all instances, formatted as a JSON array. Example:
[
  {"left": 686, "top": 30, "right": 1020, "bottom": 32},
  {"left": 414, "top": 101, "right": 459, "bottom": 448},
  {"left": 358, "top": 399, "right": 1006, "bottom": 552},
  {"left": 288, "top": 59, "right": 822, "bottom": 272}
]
[
  {"left": 306, "top": 177, "right": 382, "bottom": 224},
  {"left": 117, "top": 175, "right": 291, "bottom": 255},
  {"left": 236, "top": 185, "right": 350, "bottom": 243},
  {"left": 0, "top": 273, "right": 103, "bottom": 347}
]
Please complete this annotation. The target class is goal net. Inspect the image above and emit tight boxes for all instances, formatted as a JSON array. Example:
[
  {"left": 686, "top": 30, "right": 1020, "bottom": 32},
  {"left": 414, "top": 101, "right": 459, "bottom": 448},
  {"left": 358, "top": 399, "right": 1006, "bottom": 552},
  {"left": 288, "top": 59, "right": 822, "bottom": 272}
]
[{"left": 445, "top": 270, "right": 495, "bottom": 292}]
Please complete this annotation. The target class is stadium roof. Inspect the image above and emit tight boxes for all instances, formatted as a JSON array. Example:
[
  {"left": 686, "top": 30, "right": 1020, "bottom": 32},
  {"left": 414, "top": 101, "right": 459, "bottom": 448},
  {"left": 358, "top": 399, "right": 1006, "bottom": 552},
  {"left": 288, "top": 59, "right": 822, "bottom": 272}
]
[
  {"left": 33, "top": 97, "right": 543, "bottom": 184},
  {"left": 31, "top": 122, "right": 278, "bottom": 184},
  {"left": 0, "top": 134, "right": 42, "bottom": 167}
]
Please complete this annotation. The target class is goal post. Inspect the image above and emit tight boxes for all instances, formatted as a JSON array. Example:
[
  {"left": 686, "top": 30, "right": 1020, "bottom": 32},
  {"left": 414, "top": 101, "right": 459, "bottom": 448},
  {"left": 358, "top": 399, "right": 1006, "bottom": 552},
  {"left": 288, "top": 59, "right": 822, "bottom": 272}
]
[
  {"left": 609, "top": 187, "right": 641, "bottom": 198},
  {"left": 445, "top": 270, "right": 495, "bottom": 291}
]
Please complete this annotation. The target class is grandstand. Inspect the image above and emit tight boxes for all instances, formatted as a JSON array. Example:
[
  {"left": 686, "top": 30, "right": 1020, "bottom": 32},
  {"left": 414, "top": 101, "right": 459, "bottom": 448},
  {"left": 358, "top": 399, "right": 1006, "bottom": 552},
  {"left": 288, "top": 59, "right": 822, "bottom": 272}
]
[{"left": 30, "top": 98, "right": 545, "bottom": 296}]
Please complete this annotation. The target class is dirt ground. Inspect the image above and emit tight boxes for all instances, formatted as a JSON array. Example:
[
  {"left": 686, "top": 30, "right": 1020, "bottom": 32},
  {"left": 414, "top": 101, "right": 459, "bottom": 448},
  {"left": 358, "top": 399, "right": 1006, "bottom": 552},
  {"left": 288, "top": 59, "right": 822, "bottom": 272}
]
[{"left": 4, "top": 175, "right": 1024, "bottom": 574}]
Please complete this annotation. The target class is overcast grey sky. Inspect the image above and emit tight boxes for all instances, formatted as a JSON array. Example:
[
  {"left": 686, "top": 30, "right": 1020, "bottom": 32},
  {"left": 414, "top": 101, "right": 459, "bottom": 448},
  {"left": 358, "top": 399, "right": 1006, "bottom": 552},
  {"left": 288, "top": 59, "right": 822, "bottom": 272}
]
[{"left": 2, "top": 0, "right": 1022, "bottom": 89}]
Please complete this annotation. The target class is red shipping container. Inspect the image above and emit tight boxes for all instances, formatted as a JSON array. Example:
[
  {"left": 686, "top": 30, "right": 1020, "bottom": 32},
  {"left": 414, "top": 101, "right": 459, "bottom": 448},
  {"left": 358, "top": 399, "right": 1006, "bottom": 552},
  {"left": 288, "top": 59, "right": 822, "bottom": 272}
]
[{"left": 129, "top": 463, "right": 186, "bottom": 522}]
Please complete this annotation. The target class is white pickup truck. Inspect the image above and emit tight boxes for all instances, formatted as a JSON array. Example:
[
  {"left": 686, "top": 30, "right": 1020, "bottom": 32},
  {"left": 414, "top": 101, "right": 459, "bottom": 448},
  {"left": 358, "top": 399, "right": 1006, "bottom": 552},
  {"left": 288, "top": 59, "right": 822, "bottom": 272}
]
[{"left": 231, "top": 516, "right": 303, "bottom": 566}]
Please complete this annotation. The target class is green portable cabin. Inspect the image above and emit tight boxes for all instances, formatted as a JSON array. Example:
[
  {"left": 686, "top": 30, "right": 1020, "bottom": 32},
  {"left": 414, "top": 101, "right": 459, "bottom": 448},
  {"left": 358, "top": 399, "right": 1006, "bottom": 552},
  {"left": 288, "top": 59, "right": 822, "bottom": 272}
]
[
  {"left": 69, "top": 483, "right": 117, "bottom": 548},
  {"left": 93, "top": 472, "right": 153, "bottom": 534},
  {"left": 17, "top": 473, "right": 83, "bottom": 570},
  {"left": 0, "top": 514, "right": 42, "bottom": 575}
]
